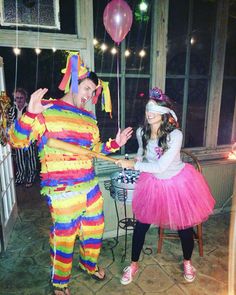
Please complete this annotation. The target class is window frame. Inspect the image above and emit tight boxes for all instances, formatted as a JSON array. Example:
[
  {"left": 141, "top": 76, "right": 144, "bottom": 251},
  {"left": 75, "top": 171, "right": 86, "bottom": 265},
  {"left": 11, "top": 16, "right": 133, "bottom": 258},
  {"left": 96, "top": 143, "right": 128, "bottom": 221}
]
[
  {"left": 96, "top": 0, "right": 234, "bottom": 169},
  {"left": 94, "top": 0, "right": 233, "bottom": 175},
  {"left": 154, "top": 0, "right": 234, "bottom": 162},
  {"left": 0, "top": 0, "right": 60, "bottom": 30},
  {"left": 0, "top": 0, "right": 94, "bottom": 65}
]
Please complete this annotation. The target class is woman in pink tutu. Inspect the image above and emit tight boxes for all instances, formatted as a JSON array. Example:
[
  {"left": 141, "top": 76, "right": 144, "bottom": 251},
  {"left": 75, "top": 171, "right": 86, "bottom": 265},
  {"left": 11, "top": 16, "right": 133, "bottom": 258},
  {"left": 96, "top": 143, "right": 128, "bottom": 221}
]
[{"left": 116, "top": 87, "right": 215, "bottom": 285}]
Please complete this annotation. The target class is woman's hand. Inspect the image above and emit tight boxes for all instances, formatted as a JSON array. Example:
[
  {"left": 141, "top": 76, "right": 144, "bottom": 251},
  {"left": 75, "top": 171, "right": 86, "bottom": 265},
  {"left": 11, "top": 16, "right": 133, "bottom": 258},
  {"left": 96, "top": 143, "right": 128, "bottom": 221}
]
[
  {"left": 115, "top": 127, "right": 133, "bottom": 147},
  {"left": 115, "top": 159, "right": 135, "bottom": 169},
  {"left": 27, "top": 88, "right": 53, "bottom": 114}
]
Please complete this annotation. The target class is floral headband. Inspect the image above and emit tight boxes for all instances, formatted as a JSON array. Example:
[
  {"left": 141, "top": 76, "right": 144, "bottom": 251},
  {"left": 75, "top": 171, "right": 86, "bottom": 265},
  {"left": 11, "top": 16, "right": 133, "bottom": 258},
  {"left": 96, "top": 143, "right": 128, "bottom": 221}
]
[
  {"left": 147, "top": 87, "right": 178, "bottom": 122},
  {"left": 149, "top": 87, "right": 169, "bottom": 101}
]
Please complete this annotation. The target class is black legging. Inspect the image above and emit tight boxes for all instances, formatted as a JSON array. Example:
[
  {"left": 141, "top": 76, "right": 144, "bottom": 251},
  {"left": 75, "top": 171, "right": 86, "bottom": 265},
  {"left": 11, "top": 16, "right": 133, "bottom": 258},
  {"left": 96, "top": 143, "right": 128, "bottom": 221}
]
[{"left": 132, "top": 221, "right": 194, "bottom": 261}]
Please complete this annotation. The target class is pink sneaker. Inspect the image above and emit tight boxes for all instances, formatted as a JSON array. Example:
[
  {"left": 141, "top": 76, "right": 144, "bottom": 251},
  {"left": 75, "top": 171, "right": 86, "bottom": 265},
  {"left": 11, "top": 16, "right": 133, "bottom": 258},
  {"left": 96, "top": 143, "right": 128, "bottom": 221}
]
[
  {"left": 183, "top": 260, "right": 196, "bottom": 282},
  {"left": 120, "top": 264, "right": 139, "bottom": 285}
]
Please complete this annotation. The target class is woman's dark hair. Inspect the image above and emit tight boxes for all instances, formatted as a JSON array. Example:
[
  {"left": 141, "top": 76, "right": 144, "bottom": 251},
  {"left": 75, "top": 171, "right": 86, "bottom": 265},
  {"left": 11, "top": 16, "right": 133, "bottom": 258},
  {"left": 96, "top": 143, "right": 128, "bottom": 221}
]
[
  {"left": 79, "top": 71, "right": 99, "bottom": 87},
  {"left": 141, "top": 97, "right": 179, "bottom": 154}
]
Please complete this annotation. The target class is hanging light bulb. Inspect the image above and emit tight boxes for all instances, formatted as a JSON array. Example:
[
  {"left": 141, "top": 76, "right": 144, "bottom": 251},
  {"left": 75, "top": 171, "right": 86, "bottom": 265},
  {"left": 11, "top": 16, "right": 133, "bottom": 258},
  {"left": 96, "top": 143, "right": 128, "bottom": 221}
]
[
  {"left": 13, "top": 47, "right": 21, "bottom": 55},
  {"left": 101, "top": 43, "right": 108, "bottom": 51},
  {"left": 52, "top": 47, "right": 57, "bottom": 52},
  {"left": 125, "top": 49, "right": 131, "bottom": 57},
  {"left": 93, "top": 38, "right": 98, "bottom": 46},
  {"left": 35, "top": 48, "right": 41, "bottom": 55},
  {"left": 139, "top": 1, "right": 148, "bottom": 12},
  {"left": 111, "top": 47, "right": 117, "bottom": 55},
  {"left": 139, "top": 49, "right": 146, "bottom": 57},
  {"left": 135, "top": 0, "right": 149, "bottom": 22},
  {"left": 190, "top": 37, "right": 196, "bottom": 45}
]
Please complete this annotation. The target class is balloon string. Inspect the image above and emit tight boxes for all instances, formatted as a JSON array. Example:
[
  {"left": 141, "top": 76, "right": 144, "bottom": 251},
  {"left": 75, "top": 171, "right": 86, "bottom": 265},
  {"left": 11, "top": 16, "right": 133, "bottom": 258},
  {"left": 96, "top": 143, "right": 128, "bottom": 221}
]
[{"left": 117, "top": 50, "right": 120, "bottom": 130}]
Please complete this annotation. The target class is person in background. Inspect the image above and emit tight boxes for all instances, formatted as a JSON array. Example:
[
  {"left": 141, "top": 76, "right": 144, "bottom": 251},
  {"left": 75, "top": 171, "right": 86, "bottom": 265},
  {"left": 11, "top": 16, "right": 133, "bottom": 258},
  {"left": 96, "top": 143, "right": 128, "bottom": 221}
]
[
  {"left": 8, "top": 87, "right": 37, "bottom": 188},
  {"left": 116, "top": 87, "right": 215, "bottom": 285},
  {"left": 8, "top": 52, "right": 133, "bottom": 295}
]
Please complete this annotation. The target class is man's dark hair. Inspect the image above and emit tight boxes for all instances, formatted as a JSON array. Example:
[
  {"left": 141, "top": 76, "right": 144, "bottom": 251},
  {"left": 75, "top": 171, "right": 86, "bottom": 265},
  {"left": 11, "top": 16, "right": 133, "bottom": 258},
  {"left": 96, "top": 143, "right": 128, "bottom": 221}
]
[{"left": 79, "top": 71, "right": 99, "bottom": 87}]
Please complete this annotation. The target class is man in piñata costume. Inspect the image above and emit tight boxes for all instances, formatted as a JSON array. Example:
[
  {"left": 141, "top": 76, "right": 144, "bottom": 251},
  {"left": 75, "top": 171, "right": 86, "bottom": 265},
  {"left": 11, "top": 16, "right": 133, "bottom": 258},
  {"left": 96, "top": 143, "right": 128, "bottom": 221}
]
[{"left": 8, "top": 52, "right": 133, "bottom": 295}]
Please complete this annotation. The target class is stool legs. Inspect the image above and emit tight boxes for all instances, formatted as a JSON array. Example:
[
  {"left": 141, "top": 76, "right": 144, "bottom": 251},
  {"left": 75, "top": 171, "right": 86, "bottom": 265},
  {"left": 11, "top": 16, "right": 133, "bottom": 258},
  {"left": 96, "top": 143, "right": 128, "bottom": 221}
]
[
  {"left": 157, "top": 227, "right": 164, "bottom": 253},
  {"left": 157, "top": 224, "right": 203, "bottom": 257},
  {"left": 196, "top": 224, "right": 203, "bottom": 257}
]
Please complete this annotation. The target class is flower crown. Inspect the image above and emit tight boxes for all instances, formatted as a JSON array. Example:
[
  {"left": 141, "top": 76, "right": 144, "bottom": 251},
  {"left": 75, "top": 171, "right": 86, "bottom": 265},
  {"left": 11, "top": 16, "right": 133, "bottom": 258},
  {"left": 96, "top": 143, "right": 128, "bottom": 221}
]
[{"left": 149, "top": 87, "right": 168, "bottom": 101}]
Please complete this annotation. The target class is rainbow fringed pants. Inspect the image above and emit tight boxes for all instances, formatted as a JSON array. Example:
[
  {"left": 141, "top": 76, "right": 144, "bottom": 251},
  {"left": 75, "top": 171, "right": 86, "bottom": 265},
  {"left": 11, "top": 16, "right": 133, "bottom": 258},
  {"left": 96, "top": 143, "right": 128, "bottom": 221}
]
[{"left": 47, "top": 184, "right": 104, "bottom": 288}]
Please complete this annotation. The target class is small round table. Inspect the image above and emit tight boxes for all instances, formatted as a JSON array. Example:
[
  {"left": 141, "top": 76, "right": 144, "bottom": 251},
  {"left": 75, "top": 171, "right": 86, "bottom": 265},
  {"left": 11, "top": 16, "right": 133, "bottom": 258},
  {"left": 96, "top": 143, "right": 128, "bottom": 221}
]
[{"left": 104, "top": 169, "right": 140, "bottom": 261}]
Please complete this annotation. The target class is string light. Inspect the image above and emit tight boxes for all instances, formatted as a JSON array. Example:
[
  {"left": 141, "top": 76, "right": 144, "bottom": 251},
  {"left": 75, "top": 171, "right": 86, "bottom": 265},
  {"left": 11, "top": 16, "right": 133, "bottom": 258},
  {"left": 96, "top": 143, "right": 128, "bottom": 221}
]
[
  {"left": 125, "top": 49, "right": 131, "bottom": 57},
  {"left": 139, "top": 49, "right": 146, "bottom": 57},
  {"left": 13, "top": 47, "right": 21, "bottom": 55},
  {"left": 190, "top": 37, "right": 196, "bottom": 45},
  {"left": 93, "top": 38, "right": 98, "bottom": 46},
  {"left": 100, "top": 43, "right": 108, "bottom": 51},
  {"left": 92, "top": 38, "right": 149, "bottom": 59},
  {"left": 35, "top": 48, "right": 41, "bottom": 55},
  {"left": 139, "top": 1, "right": 148, "bottom": 12},
  {"left": 135, "top": 0, "right": 149, "bottom": 22},
  {"left": 111, "top": 47, "right": 117, "bottom": 55}
]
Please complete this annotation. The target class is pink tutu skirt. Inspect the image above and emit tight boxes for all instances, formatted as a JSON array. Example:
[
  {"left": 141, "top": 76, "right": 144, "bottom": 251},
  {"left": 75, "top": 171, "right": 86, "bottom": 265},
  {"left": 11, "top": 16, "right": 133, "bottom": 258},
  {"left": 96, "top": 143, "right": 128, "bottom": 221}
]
[{"left": 132, "top": 164, "right": 215, "bottom": 230}]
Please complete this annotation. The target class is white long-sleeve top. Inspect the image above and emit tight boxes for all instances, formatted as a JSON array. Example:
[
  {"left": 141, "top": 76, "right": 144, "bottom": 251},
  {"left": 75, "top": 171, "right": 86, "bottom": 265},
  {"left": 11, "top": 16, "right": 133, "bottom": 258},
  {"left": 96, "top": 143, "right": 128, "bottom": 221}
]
[{"left": 134, "top": 127, "right": 185, "bottom": 179}]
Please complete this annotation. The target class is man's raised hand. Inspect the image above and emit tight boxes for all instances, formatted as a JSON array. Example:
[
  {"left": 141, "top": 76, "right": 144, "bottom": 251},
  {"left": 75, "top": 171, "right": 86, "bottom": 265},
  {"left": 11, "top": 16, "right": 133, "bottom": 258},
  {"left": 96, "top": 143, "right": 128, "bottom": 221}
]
[{"left": 27, "top": 88, "right": 53, "bottom": 114}]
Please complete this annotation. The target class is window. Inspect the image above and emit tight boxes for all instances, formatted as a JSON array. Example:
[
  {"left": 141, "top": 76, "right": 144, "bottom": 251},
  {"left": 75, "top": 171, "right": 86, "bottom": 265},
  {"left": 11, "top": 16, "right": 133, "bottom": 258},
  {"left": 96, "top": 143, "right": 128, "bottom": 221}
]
[
  {"left": 93, "top": 0, "right": 152, "bottom": 154},
  {"left": 0, "top": 0, "right": 76, "bottom": 34},
  {"left": 0, "top": 0, "right": 61, "bottom": 30},
  {"left": 0, "top": 47, "right": 66, "bottom": 99},
  {"left": 218, "top": 8, "right": 236, "bottom": 145},
  {"left": 94, "top": 0, "right": 235, "bottom": 156},
  {"left": 166, "top": 0, "right": 217, "bottom": 148}
]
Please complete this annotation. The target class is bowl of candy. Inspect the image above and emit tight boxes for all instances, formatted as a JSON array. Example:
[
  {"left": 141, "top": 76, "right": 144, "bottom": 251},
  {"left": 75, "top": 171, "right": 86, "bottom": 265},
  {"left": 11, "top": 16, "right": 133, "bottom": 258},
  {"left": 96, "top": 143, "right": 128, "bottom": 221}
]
[{"left": 110, "top": 170, "right": 140, "bottom": 204}]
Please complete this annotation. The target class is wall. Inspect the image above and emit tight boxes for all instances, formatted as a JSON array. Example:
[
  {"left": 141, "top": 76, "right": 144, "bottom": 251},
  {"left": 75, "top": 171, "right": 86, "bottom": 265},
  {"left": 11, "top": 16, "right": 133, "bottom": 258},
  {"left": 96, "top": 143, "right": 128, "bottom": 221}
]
[{"left": 202, "top": 160, "right": 236, "bottom": 213}]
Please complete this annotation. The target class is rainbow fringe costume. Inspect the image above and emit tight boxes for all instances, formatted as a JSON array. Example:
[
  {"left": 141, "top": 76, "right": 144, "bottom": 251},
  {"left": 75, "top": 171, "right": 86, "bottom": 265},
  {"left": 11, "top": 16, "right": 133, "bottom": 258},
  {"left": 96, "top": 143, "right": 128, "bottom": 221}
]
[{"left": 8, "top": 99, "right": 120, "bottom": 288}]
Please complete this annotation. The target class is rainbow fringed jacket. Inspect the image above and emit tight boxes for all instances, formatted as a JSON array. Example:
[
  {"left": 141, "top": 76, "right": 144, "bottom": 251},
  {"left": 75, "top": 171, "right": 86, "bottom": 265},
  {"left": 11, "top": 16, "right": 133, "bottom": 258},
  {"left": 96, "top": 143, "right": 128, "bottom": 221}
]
[{"left": 8, "top": 99, "right": 119, "bottom": 196}]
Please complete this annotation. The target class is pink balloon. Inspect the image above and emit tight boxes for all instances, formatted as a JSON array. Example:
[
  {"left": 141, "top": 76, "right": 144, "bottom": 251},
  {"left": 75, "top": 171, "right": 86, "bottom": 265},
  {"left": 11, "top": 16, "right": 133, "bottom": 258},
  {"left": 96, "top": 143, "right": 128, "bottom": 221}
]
[{"left": 103, "top": 0, "right": 133, "bottom": 44}]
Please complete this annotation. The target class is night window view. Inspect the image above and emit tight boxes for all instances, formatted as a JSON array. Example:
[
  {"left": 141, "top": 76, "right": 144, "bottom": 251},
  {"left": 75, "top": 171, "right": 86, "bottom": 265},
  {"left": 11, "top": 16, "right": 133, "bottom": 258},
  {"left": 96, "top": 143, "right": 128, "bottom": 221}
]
[{"left": 0, "top": 0, "right": 235, "bottom": 154}]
